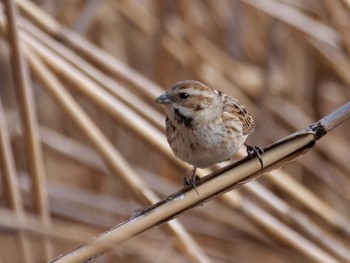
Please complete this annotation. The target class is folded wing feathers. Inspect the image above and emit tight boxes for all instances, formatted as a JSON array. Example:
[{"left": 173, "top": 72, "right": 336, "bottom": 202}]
[{"left": 222, "top": 95, "right": 255, "bottom": 135}]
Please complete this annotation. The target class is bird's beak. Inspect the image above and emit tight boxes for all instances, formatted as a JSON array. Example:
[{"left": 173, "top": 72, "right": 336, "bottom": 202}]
[{"left": 155, "top": 93, "right": 172, "bottom": 104}]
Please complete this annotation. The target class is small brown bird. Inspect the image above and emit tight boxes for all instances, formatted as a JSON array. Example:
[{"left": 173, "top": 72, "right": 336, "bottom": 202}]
[{"left": 156, "top": 80, "right": 262, "bottom": 190}]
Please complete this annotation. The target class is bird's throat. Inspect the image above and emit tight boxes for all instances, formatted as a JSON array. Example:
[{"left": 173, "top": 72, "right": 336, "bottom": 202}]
[{"left": 174, "top": 108, "right": 194, "bottom": 129}]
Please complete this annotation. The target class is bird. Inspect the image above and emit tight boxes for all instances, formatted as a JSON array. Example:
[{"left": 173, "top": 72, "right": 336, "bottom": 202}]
[{"left": 155, "top": 80, "right": 262, "bottom": 191}]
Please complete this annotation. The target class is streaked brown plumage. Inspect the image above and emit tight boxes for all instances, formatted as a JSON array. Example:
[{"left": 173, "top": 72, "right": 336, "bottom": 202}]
[{"left": 156, "top": 80, "right": 258, "bottom": 188}]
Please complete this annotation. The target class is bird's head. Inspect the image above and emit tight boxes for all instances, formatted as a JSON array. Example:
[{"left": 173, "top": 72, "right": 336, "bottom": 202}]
[{"left": 155, "top": 80, "right": 222, "bottom": 123}]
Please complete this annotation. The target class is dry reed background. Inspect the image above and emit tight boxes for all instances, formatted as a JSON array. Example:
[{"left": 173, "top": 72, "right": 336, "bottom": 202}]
[{"left": 0, "top": 0, "right": 350, "bottom": 262}]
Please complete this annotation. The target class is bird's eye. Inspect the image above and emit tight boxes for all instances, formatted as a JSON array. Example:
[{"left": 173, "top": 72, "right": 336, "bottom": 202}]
[{"left": 179, "top": 92, "right": 189, "bottom": 99}]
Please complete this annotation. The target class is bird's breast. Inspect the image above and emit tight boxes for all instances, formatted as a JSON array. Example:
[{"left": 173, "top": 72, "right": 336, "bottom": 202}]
[{"left": 166, "top": 116, "right": 247, "bottom": 168}]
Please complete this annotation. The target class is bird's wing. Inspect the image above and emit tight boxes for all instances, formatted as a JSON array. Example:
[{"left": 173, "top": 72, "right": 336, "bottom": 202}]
[{"left": 221, "top": 94, "right": 255, "bottom": 135}]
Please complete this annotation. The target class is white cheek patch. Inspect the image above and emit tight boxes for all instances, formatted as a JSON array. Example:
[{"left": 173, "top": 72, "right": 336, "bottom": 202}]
[
  {"left": 166, "top": 105, "right": 192, "bottom": 119},
  {"left": 177, "top": 106, "right": 194, "bottom": 117}
]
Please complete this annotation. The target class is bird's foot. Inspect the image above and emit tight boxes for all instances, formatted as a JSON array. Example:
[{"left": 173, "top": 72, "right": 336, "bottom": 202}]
[
  {"left": 245, "top": 143, "right": 264, "bottom": 169},
  {"left": 183, "top": 168, "right": 201, "bottom": 194}
]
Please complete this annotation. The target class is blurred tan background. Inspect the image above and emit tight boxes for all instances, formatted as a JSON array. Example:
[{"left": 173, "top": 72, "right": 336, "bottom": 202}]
[{"left": 0, "top": 0, "right": 350, "bottom": 262}]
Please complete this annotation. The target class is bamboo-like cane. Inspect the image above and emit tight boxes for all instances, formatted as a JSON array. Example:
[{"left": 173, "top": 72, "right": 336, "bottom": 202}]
[
  {"left": 2, "top": 0, "right": 52, "bottom": 260},
  {"left": 49, "top": 102, "right": 350, "bottom": 263}
]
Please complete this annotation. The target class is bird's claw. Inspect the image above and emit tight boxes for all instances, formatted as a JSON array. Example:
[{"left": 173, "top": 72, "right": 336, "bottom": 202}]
[
  {"left": 183, "top": 174, "right": 201, "bottom": 194},
  {"left": 245, "top": 144, "right": 264, "bottom": 169}
]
